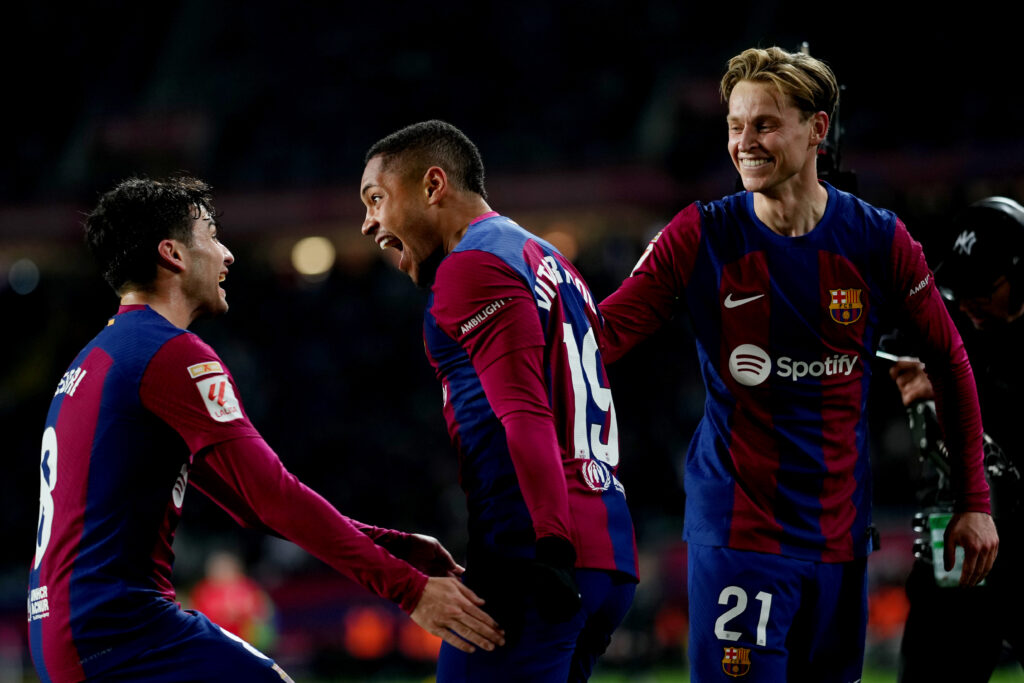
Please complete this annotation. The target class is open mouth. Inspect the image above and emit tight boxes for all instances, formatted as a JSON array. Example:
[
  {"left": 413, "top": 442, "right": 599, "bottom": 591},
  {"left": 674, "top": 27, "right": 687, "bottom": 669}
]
[{"left": 378, "top": 235, "right": 403, "bottom": 251}]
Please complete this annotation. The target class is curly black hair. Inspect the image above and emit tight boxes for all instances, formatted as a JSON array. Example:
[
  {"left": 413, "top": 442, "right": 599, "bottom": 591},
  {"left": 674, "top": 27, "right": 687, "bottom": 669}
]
[{"left": 84, "top": 175, "right": 215, "bottom": 293}]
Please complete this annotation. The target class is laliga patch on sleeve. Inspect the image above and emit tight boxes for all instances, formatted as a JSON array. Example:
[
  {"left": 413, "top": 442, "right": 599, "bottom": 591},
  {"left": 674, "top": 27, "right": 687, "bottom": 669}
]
[
  {"left": 195, "top": 375, "right": 242, "bottom": 422},
  {"left": 187, "top": 361, "right": 224, "bottom": 379}
]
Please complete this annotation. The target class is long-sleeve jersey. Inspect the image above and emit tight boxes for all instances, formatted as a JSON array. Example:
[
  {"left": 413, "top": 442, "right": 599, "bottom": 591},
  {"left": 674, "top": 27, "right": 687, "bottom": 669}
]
[
  {"left": 28, "top": 305, "right": 426, "bottom": 682},
  {"left": 424, "top": 212, "right": 637, "bottom": 578},
  {"left": 600, "top": 184, "right": 989, "bottom": 562}
]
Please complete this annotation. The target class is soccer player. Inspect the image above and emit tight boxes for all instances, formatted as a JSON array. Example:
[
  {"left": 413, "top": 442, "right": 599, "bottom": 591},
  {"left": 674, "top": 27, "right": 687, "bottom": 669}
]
[
  {"left": 598, "top": 47, "right": 999, "bottom": 681},
  {"left": 27, "top": 176, "right": 503, "bottom": 683},
  {"left": 359, "top": 120, "right": 638, "bottom": 682},
  {"left": 890, "top": 197, "right": 1024, "bottom": 681}
]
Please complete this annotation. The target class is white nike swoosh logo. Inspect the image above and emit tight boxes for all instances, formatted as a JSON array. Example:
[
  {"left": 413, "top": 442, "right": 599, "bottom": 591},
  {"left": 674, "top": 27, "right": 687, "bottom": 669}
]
[{"left": 724, "top": 293, "right": 765, "bottom": 308}]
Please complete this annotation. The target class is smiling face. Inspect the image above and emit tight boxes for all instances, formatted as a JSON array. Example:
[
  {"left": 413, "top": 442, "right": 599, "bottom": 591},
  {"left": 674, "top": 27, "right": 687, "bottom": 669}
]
[
  {"left": 360, "top": 154, "right": 444, "bottom": 287},
  {"left": 727, "top": 80, "right": 826, "bottom": 197},
  {"left": 182, "top": 205, "right": 234, "bottom": 317}
]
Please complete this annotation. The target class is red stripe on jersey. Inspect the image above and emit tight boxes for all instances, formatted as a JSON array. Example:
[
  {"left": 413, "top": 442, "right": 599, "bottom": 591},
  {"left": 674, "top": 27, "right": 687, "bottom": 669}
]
[
  {"left": 719, "top": 251, "right": 783, "bottom": 554},
  {"left": 40, "top": 347, "right": 113, "bottom": 681},
  {"left": 817, "top": 251, "right": 870, "bottom": 560}
]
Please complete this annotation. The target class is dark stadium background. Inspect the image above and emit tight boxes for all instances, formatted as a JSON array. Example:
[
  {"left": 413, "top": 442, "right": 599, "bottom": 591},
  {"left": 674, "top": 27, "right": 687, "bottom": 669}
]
[{"left": 2, "top": 4, "right": 1022, "bottom": 681}]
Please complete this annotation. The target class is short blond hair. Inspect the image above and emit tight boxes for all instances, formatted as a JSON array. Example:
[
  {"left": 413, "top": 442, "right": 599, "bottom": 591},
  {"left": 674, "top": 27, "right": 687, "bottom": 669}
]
[{"left": 721, "top": 47, "right": 838, "bottom": 120}]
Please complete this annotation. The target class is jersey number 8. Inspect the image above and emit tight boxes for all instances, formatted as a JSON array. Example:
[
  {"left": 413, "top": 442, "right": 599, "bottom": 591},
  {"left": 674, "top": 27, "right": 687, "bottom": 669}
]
[{"left": 34, "top": 427, "right": 58, "bottom": 570}]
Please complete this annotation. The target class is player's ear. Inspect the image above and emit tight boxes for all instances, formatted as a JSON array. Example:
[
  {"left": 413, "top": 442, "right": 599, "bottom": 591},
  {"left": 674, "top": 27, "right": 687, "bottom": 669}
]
[
  {"left": 423, "top": 166, "right": 447, "bottom": 205},
  {"left": 809, "top": 111, "right": 829, "bottom": 147},
  {"left": 157, "top": 239, "right": 187, "bottom": 273}
]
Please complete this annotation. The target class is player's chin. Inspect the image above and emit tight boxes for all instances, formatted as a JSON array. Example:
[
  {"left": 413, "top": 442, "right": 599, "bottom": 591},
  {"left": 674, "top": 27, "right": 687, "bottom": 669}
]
[{"left": 213, "top": 295, "right": 230, "bottom": 315}]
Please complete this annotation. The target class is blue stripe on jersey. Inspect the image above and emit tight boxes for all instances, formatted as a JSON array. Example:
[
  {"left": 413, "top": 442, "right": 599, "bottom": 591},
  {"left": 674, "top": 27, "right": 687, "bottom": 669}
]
[
  {"left": 423, "top": 300, "right": 536, "bottom": 559},
  {"left": 437, "top": 215, "right": 636, "bottom": 576},
  {"left": 30, "top": 307, "right": 192, "bottom": 679},
  {"left": 682, "top": 185, "right": 897, "bottom": 561}
]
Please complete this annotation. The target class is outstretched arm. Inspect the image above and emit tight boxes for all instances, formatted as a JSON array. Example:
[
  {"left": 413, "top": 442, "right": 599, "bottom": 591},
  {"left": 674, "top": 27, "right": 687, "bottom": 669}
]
[
  {"left": 140, "top": 328, "right": 503, "bottom": 649},
  {"left": 599, "top": 204, "right": 702, "bottom": 363},
  {"left": 190, "top": 437, "right": 504, "bottom": 650}
]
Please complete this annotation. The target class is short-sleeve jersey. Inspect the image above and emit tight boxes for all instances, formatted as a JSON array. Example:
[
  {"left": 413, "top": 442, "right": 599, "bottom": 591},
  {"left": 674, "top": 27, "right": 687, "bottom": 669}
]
[
  {"left": 28, "top": 305, "right": 259, "bottom": 681},
  {"left": 600, "top": 184, "right": 988, "bottom": 563},
  {"left": 424, "top": 214, "right": 637, "bottom": 578}
]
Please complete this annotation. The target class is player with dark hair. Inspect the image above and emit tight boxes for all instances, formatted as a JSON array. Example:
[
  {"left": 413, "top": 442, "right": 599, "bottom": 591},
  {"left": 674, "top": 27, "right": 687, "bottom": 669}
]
[
  {"left": 360, "top": 120, "right": 637, "bottom": 682},
  {"left": 598, "top": 47, "right": 998, "bottom": 681},
  {"left": 27, "top": 175, "right": 504, "bottom": 683},
  {"left": 890, "top": 197, "right": 1024, "bottom": 682}
]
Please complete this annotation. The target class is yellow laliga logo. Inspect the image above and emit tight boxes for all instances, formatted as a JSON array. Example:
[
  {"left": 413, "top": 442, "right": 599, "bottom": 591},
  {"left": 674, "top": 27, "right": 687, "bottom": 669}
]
[
  {"left": 187, "top": 361, "right": 223, "bottom": 379},
  {"left": 828, "top": 288, "right": 863, "bottom": 325},
  {"left": 722, "top": 646, "right": 751, "bottom": 677}
]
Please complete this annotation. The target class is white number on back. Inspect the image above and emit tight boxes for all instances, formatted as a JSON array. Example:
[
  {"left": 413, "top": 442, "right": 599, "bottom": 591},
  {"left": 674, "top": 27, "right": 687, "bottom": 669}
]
[
  {"left": 562, "top": 324, "right": 619, "bottom": 466},
  {"left": 34, "top": 427, "right": 58, "bottom": 570}
]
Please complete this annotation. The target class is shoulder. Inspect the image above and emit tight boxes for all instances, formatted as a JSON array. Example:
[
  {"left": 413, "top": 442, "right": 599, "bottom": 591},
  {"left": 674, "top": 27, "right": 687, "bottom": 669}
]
[
  {"left": 149, "top": 331, "right": 227, "bottom": 378},
  {"left": 96, "top": 307, "right": 190, "bottom": 378},
  {"left": 452, "top": 215, "right": 543, "bottom": 271},
  {"left": 441, "top": 215, "right": 559, "bottom": 288},
  {"left": 827, "top": 184, "right": 900, "bottom": 234}
]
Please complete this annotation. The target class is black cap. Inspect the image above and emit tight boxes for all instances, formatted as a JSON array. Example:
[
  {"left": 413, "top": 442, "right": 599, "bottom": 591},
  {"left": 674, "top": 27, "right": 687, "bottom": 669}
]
[{"left": 935, "top": 197, "right": 1024, "bottom": 301}]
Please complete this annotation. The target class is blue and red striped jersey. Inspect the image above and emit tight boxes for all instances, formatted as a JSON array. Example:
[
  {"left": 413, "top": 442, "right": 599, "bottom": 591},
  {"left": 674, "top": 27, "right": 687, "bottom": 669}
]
[
  {"left": 425, "top": 213, "right": 637, "bottom": 579},
  {"left": 28, "top": 305, "right": 429, "bottom": 682},
  {"left": 27, "top": 305, "right": 259, "bottom": 680},
  {"left": 600, "top": 184, "right": 988, "bottom": 562}
]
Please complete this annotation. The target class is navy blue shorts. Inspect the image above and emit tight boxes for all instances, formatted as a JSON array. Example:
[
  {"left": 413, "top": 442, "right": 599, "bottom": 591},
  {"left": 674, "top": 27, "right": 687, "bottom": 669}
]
[
  {"left": 90, "top": 610, "right": 292, "bottom": 682},
  {"left": 687, "top": 544, "right": 867, "bottom": 683},
  {"left": 436, "top": 568, "right": 635, "bottom": 683}
]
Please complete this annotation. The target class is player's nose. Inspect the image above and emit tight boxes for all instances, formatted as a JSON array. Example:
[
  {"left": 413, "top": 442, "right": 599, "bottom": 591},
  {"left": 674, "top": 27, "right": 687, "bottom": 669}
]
[
  {"left": 738, "top": 124, "right": 758, "bottom": 149},
  {"left": 361, "top": 213, "right": 378, "bottom": 237}
]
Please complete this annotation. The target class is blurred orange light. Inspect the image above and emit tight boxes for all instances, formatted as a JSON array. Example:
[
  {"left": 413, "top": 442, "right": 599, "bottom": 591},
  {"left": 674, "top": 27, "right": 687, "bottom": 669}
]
[{"left": 343, "top": 606, "right": 395, "bottom": 659}]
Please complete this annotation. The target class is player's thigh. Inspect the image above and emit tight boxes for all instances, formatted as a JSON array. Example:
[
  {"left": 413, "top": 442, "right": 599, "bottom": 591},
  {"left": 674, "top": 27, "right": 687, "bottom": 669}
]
[
  {"left": 568, "top": 569, "right": 637, "bottom": 683},
  {"left": 787, "top": 557, "right": 867, "bottom": 683},
  {"left": 96, "top": 610, "right": 292, "bottom": 683},
  {"left": 687, "top": 544, "right": 805, "bottom": 682},
  {"left": 437, "top": 598, "right": 586, "bottom": 683}
]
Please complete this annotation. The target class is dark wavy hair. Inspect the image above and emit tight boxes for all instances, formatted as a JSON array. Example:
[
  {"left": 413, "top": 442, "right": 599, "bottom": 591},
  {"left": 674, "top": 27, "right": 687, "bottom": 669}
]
[
  {"left": 365, "top": 120, "right": 487, "bottom": 200},
  {"left": 84, "top": 175, "right": 215, "bottom": 293}
]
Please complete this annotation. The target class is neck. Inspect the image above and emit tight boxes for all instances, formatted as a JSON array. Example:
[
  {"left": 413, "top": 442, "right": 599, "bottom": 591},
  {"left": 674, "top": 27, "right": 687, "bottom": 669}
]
[
  {"left": 441, "top": 195, "right": 493, "bottom": 254},
  {"left": 752, "top": 173, "right": 828, "bottom": 237},
  {"left": 120, "top": 288, "right": 194, "bottom": 329}
]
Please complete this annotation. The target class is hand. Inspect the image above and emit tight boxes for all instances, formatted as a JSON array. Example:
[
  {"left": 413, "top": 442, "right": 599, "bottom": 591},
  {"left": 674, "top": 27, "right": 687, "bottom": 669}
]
[
  {"left": 530, "top": 536, "right": 582, "bottom": 623},
  {"left": 392, "top": 533, "right": 464, "bottom": 578},
  {"left": 888, "top": 359, "right": 934, "bottom": 406},
  {"left": 410, "top": 577, "right": 505, "bottom": 653},
  {"left": 944, "top": 511, "right": 999, "bottom": 586}
]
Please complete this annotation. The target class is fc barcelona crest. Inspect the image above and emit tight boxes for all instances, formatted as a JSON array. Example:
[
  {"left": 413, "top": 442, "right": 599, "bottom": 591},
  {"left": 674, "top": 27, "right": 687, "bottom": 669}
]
[
  {"left": 722, "top": 646, "right": 751, "bottom": 677},
  {"left": 828, "top": 288, "right": 863, "bottom": 325}
]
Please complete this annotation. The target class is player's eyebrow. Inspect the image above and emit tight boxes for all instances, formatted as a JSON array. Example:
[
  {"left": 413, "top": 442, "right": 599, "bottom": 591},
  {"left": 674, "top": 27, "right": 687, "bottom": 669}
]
[{"left": 361, "top": 182, "right": 377, "bottom": 198}]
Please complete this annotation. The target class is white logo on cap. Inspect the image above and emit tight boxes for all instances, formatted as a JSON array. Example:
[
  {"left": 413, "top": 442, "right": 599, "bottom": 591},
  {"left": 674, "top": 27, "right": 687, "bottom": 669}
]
[
  {"left": 728, "top": 344, "right": 772, "bottom": 386},
  {"left": 954, "top": 230, "right": 978, "bottom": 255}
]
